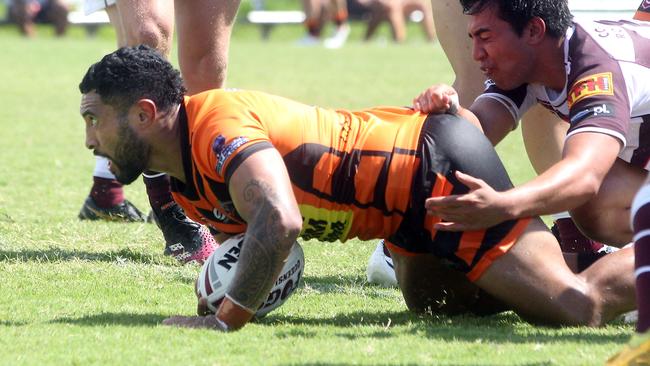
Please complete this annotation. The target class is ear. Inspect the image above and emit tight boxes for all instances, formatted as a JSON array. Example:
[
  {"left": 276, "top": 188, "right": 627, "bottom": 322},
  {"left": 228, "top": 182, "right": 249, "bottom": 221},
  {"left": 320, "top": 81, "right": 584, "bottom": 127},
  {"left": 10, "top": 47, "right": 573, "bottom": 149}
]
[
  {"left": 525, "top": 17, "right": 546, "bottom": 45},
  {"left": 132, "top": 99, "right": 157, "bottom": 128}
]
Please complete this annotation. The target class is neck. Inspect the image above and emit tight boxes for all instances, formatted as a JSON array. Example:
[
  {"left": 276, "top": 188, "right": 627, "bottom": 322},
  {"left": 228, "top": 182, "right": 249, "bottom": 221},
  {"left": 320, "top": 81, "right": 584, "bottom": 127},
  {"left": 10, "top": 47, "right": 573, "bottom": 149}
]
[
  {"left": 532, "top": 36, "right": 567, "bottom": 91},
  {"left": 147, "top": 103, "right": 187, "bottom": 183}
]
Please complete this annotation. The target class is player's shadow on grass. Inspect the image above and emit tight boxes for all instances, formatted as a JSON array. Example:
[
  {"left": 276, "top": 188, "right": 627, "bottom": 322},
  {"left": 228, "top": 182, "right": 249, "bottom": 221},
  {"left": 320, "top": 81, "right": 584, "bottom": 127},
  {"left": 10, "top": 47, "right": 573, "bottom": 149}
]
[
  {"left": 0, "top": 248, "right": 166, "bottom": 265},
  {"left": 301, "top": 274, "right": 393, "bottom": 296},
  {"left": 262, "top": 310, "right": 630, "bottom": 344},
  {"left": 51, "top": 312, "right": 167, "bottom": 327}
]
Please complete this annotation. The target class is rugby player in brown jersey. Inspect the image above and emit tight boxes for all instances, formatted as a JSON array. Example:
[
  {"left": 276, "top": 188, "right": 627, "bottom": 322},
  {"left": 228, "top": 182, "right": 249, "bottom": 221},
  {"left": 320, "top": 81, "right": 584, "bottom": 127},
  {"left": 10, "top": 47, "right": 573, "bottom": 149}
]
[{"left": 78, "top": 46, "right": 635, "bottom": 332}]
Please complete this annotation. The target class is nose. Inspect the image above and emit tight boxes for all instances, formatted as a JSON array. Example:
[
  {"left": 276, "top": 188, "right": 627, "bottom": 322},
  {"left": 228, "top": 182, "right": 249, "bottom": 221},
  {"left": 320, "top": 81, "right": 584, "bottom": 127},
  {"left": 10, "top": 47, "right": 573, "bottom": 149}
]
[
  {"left": 85, "top": 127, "right": 97, "bottom": 150},
  {"left": 472, "top": 41, "right": 485, "bottom": 62}
]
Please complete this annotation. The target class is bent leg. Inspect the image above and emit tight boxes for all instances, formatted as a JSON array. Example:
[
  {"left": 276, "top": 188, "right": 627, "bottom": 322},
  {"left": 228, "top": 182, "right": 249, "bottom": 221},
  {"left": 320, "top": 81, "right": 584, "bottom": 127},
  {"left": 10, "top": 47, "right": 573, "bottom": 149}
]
[
  {"left": 570, "top": 159, "right": 645, "bottom": 246},
  {"left": 389, "top": 246, "right": 508, "bottom": 316},
  {"left": 175, "top": 0, "right": 241, "bottom": 93},
  {"left": 475, "top": 218, "right": 635, "bottom": 326}
]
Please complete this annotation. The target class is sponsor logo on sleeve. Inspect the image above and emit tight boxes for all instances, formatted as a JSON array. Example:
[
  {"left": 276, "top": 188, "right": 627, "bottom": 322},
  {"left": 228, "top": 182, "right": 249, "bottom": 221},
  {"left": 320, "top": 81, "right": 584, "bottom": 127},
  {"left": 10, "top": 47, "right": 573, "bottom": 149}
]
[
  {"left": 215, "top": 136, "right": 249, "bottom": 175},
  {"left": 567, "top": 72, "right": 614, "bottom": 108},
  {"left": 570, "top": 103, "right": 614, "bottom": 124}
]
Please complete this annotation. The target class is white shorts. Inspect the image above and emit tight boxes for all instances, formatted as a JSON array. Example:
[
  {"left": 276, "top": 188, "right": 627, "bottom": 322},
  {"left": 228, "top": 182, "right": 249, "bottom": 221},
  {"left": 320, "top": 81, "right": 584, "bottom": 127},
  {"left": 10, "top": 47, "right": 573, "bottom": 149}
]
[{"left": 84, "top": 0, "right": 116, "bottom": 15}]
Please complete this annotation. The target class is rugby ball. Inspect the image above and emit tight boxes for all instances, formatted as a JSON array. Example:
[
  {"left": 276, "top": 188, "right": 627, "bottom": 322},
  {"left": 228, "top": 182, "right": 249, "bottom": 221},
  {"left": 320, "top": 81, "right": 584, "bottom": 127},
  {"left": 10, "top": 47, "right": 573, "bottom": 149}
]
[{"left": 196, "top": 233, "right": 304, "bottom": 317}]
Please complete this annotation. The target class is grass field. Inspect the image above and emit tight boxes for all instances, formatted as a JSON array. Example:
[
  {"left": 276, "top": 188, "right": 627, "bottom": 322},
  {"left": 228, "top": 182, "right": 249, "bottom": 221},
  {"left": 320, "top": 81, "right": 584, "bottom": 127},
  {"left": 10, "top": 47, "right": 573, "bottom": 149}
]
[{"left": 0, "top": 15, "right": 634, "bottom": 366}]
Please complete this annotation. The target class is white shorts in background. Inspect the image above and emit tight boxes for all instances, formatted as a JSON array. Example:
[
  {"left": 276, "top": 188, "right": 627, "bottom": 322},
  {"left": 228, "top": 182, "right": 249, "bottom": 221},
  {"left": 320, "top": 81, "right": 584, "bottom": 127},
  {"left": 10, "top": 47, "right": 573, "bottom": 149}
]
[{"left": 84, "top": 0, "right": 116, "bottom": 15}]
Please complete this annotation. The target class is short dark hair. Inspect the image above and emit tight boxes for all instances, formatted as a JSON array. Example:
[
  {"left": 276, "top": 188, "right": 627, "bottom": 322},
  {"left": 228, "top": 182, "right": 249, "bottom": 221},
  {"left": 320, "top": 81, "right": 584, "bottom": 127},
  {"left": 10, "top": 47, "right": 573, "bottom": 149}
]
[
  {"left": 460, "top": 0, "right": 572, "bottom": 38},
  {"left": 79, "top": 45, "right": 186, "bottom": 114}
]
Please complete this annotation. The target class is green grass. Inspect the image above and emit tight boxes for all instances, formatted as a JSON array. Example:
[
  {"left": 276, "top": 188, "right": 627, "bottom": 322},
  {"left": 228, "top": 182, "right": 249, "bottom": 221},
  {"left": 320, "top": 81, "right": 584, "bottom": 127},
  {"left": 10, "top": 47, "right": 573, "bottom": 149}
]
[{"left": 0, "top": 20, "right": 632, "bottom": 365}]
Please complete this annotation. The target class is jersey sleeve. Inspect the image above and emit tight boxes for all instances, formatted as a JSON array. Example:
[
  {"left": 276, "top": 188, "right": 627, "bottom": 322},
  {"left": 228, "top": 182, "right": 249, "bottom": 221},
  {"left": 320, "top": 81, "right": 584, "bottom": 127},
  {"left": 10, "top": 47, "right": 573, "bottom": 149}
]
[
  {"left": 473, "top": 80, "right": 537, "bottom": 130},
  {"left": 192, "top": 108, "right": 274, "bottom": 184},
  {"left": 567, "top": 68, "right": 630, "bottom": 147}
]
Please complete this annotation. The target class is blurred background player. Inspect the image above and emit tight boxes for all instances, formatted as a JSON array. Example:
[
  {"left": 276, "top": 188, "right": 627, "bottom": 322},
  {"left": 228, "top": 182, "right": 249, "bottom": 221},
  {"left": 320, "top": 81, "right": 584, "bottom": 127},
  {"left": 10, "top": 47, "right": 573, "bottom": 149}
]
[
  {"left": 7, "top": 0, "right": 68, "bottom": 37},
  {"left": 360, "top": 0, "right": 435, "bottom": 43},
  {"left": 81, "top": 0, "right": 241, "bottom": 263},
  {"left": 299, "top": 0, "right": 350, "bottom": 48}
]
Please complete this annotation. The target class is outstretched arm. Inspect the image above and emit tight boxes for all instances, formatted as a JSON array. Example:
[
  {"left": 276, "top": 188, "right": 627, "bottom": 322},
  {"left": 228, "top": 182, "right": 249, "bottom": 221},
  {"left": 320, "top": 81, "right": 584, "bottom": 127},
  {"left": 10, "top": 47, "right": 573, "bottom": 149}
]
[{"left": 425, "top": 132, "right": 621, "bottom": 231}]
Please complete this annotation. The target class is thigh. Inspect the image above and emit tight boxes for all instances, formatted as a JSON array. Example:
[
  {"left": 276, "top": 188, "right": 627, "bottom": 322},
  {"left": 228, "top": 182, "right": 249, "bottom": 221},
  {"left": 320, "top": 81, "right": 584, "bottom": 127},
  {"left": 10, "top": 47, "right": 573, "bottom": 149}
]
[
  {"left": 388, "top": 244, "right": 507, "bottom": 316},
  {"left": 570, "top": 159, "right": 646, "bottom": 245}
]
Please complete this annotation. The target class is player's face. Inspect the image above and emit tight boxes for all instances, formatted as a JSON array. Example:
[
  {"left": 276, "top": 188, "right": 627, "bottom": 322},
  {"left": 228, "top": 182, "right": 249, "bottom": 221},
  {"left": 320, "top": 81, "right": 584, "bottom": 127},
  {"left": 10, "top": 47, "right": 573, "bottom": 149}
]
[
  {"left": 80, "top": 92, "right": 151, "bottom": 184},
  {"left": 467, "top": 4, "right": 535, "bottom": 90}
]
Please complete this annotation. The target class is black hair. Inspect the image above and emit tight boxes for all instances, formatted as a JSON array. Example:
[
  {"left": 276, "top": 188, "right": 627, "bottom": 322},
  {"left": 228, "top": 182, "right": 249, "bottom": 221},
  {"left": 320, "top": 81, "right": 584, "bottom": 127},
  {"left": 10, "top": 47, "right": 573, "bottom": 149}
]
[
  {"left": 460, "top": 0, "right": 572, "bottom": 38},
  {"left": 79, "top": 45, "right": 186, "bottom": 114}
]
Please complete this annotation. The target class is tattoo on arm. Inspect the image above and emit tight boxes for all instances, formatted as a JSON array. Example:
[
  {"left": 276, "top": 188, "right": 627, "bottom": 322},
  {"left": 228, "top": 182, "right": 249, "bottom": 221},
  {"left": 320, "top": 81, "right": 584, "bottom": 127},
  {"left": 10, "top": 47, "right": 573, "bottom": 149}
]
[{"left": 228, "top": 179, "right": 292, "bottom": 311}]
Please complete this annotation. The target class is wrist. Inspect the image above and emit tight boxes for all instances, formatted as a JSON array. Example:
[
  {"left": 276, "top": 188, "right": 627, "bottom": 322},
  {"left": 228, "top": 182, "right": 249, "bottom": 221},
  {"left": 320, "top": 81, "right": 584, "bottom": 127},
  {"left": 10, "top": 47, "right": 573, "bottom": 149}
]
[
  {"left": 500, "top": 190, "right": 522, "bottom": 220},
  {"left": 215, "top": 294, "right": 255, "bottom": 331}
]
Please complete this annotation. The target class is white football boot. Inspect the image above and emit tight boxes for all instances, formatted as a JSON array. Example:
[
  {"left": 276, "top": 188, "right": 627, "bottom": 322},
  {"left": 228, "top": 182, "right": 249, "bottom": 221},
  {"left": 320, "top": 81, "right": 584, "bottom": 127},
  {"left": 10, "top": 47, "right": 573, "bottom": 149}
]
[{"left": 366, "top": 240, "right": 398, "bottom": 287}]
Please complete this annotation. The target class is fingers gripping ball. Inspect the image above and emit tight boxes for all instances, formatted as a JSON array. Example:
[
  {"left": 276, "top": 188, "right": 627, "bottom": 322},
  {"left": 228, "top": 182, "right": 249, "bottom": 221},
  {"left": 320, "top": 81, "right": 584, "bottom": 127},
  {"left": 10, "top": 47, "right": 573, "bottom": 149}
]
[{"left": 195, "top": 234, "right": 305, "bottom": 317}]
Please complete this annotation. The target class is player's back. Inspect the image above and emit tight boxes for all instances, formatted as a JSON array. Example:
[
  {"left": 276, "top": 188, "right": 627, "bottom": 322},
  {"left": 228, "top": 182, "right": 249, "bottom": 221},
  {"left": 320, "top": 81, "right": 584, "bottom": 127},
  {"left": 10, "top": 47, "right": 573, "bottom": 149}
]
[{"left": 184, "top": 89, "right": 428, "bottom": 242}]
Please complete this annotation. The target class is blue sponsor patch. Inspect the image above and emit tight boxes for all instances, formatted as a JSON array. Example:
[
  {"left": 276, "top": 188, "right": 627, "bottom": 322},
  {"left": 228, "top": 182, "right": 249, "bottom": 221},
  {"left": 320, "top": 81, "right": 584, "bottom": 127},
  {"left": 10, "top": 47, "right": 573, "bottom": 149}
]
[
  {"left": 215, "top": 136, "right": 249, "bottom": 175},
  {"left": 212, "top": 135, "right": 226, "bottom": 155},
  {"left": 570, "top": 103, "right": 614, "bottom": 125}
]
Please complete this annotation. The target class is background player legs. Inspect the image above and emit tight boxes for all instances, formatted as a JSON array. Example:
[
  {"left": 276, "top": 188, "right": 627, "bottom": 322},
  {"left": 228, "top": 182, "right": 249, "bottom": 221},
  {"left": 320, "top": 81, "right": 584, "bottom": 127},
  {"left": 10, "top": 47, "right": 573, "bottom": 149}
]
[
  {"left": 174, "top": 0, "right": 241, "bottom": 94},
  {"left": 300, "top": 0, "right": 326, "bottom": 45},
  {"left": 323, "top": 0, "right": 349, "bottom": 48}
]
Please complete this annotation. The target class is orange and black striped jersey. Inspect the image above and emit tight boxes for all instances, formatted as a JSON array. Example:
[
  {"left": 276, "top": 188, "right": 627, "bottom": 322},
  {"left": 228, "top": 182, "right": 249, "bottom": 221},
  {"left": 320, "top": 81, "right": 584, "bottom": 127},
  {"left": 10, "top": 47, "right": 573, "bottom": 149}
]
[{"left": 171, "top": 89, "right": 428, "bottom": 242}]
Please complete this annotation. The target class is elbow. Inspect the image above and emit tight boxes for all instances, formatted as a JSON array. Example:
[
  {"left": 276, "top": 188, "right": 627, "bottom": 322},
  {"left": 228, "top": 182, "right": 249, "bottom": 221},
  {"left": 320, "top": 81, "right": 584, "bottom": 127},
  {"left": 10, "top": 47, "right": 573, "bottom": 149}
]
[
  {"left": 575, "top": 174, "right": 602, "bottom": 202},
  {"left": 273, "top": 206, "right": 303, "bottom": 250}
]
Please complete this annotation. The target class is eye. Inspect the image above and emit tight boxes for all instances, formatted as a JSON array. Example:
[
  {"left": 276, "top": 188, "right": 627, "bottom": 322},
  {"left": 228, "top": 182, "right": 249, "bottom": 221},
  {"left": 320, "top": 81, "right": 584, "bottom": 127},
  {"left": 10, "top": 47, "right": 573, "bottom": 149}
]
[{"left": 89, "top": 116, "right": 98, "bottom": 127}]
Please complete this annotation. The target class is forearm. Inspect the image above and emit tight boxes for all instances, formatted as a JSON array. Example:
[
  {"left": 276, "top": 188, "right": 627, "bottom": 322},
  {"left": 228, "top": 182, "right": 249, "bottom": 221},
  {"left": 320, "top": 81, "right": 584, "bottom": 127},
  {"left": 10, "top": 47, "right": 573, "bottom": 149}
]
[
  {"left": 219, "top": 179, "right": 300, "bottom": 329},
  {"left": 502, "top": 159, "right": 602, "bottom": 218}
]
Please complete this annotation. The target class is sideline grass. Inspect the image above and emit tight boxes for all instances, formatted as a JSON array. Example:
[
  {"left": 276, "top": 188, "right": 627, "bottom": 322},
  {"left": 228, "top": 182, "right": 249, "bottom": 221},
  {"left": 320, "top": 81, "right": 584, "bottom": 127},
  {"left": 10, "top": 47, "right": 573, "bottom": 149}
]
[{"left": 0, "top": 21, "right": 633, "bottom": 365}]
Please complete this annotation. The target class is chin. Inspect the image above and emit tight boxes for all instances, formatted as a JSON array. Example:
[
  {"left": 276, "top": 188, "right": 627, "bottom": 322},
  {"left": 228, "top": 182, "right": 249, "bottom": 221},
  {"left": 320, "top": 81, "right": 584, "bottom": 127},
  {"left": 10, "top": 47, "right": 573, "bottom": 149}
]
[{"left": 115, "top": 172, "right": 142, "bottom": 185}]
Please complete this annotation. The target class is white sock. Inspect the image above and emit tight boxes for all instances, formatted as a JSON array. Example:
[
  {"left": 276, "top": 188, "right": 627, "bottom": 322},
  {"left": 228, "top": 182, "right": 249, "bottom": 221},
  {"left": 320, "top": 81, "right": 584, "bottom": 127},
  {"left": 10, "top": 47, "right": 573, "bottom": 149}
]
[{"left": 93, "top": 156, "right": 116, "bottom": 179}]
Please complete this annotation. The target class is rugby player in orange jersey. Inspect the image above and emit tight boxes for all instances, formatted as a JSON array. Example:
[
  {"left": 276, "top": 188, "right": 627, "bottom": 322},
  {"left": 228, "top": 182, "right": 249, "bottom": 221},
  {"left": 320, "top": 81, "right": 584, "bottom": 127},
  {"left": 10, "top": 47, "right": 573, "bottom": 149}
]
[{"left": 79, "top": 45, "right": 635, "bottom": 332}]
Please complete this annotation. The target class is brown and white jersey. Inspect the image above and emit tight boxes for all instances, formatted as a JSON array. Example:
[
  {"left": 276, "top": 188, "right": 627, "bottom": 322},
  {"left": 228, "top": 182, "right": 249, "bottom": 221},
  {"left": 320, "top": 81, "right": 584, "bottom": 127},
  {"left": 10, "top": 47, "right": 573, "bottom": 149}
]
[{"left": 477, "top": 19, "right": 650, "bottom": 169}]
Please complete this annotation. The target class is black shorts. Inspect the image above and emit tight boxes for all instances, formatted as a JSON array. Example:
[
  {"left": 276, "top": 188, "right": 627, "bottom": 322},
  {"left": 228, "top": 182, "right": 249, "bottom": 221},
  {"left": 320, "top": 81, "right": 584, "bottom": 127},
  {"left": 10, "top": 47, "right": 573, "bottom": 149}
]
[{"left": 387, "top": 113, "right": 530, "bottom": 281}]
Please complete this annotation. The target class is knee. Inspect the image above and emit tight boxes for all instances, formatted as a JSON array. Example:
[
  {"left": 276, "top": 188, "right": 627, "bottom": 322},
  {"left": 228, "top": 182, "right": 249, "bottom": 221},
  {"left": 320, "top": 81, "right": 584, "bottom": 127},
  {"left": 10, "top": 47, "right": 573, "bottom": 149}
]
[
  {"left": 126, "top": 20, "right": 172, "bottom": 55},
  {"left": 524, "top": 283, "right": 603, "bottom": 327}
]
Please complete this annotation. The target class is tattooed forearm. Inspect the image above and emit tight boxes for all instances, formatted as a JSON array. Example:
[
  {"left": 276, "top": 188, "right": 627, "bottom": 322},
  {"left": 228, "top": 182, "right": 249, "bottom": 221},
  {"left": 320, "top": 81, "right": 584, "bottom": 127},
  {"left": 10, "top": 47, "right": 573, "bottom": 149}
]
[{"left": 228, "top": 179, "right": 299, "bottom": 311}]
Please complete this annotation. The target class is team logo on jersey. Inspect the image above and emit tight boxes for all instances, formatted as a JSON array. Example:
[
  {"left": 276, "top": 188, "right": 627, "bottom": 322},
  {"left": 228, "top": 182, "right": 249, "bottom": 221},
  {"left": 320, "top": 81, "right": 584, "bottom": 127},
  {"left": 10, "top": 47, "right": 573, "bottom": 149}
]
[
  {"left": 214, "top": 136, "right": 249, "bottom": 175},
  {"left": 570, "top": 103, "right": 614, "bottom": 125},
  {"left": 567, "top": 72, "right": 614, "bottom": 108}
]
